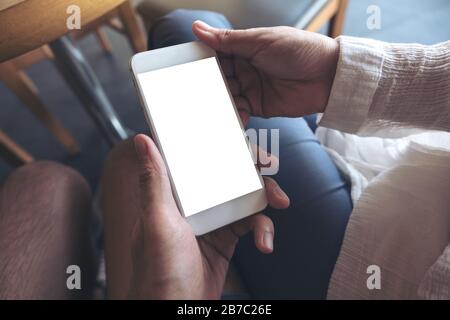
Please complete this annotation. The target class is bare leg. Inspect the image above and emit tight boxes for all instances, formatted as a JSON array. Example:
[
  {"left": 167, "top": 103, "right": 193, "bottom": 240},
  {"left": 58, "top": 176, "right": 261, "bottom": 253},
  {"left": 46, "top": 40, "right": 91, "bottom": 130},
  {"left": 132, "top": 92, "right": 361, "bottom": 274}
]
[
  {"left": 101, "top": 139, "right": 139, "bottom": 299},
  {"left": 0, "top": 161, "right": 95, "bottom": 299}
]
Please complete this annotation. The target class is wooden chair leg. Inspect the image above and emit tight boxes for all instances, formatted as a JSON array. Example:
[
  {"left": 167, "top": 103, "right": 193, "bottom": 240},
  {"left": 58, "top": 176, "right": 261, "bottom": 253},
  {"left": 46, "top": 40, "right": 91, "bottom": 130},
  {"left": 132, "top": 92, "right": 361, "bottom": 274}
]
[
  {"left": 304, "top": 0, "right": 339, "bottom": 33},
  {"left": 0, "top": 61, "right": 80, "bottom": 154},
  {"left": 0, "top": 129, "right": 33, "bottom": 166},
  {"left": 328, "top": 0, "right": 349, "bottom": 37},
  {"left": 11, "top": 45, "right": 53, "bottom": 69},
  {"left": 117, "top": 0, "right": 147, "bottom": 53},
  {"left": 303, "top": 0, "right": 349, "bottom": 37},
  {"left": 94, "top": 27, "right": 113, "bottom": 53}
]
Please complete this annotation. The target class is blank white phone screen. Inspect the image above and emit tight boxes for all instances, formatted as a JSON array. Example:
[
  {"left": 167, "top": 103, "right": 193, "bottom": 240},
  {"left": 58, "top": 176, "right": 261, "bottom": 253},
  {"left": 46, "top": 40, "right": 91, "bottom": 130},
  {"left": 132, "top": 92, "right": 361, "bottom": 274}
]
[{"left": 137, "top": 57, "right": 263, "bottom": 217}]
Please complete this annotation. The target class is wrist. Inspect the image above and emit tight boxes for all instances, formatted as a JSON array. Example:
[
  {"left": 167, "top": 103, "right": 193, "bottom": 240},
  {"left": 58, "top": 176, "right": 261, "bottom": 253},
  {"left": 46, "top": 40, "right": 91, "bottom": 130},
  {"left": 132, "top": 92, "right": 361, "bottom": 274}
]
[{"left": 320, "top": 38, "right": 340, "bottom": 113}]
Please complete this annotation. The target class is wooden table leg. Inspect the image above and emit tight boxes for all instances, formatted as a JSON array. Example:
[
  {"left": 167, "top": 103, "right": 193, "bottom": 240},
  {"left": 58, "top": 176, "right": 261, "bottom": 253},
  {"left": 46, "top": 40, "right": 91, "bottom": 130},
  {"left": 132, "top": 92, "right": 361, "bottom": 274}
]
[
  {"left": 118, "top": 0, "right": 147, "bottom": 53},
  {"left": 0, "top": 129, "right": 33, "bottom": 166},
  {"left": 0, "top": 61, "right": 80, "bottom": 154}
]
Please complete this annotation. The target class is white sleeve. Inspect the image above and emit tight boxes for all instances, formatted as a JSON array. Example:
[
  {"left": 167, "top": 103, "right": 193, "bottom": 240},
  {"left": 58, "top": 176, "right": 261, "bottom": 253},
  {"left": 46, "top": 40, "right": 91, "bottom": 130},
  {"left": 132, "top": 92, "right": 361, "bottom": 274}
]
[
  {"left": 319, "top": 36, "right": 450, "bottom": 138},
  {"left": 418, "top": 244, "right": 450, "bottom": 300}
]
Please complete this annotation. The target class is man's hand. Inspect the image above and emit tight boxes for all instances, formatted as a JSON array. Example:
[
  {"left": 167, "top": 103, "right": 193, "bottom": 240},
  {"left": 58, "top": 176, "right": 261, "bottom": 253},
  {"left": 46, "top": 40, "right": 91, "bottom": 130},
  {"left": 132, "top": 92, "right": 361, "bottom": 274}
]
[
  {"left": 128, "top": 134, "right": 289, "bottom": 299},
  {"left": 192, "top": 21, "right": 339, "bottom": 124}
]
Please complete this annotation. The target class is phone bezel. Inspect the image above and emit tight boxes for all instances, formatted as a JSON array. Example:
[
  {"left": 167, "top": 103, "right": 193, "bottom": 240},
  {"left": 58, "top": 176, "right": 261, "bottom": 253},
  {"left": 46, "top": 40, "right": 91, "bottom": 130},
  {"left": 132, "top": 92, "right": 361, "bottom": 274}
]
[{"left": 130, "top": 41, "right": 267, "bottom": 235}]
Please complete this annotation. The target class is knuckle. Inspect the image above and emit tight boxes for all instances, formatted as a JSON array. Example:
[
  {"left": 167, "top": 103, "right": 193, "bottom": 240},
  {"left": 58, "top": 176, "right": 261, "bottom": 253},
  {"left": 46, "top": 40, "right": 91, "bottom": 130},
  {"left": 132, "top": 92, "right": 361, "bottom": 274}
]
[
  {"left": 260, "top": 214, "right": 272, "bottom": 224},
  {"left": 219, "top": 29, "right": 233, "bottom": 49},
  {"left": 260, "top": 215, "right": 274, "bottom": 231},
  {"left": 223, "top": 29, "right": 233, "bottom": 39},
  {"left": 253, "top": 214, "right": 273, "bottom": 232}
]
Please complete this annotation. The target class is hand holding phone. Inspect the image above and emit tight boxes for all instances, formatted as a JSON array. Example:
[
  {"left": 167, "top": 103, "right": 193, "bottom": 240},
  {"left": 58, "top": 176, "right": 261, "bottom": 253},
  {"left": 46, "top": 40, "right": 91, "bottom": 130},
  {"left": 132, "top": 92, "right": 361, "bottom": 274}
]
[
  {"left": 192, "top": 21, "right": 340, "bottom": 119},
  {"left": 128, "top": 134, "right": 289, "bottom": 299},
  {"left": 129, "top": 41, "right": 289, "bottom": 299},
  {"left": 131, "top": 41, "right": 275, "bottom": 235}
]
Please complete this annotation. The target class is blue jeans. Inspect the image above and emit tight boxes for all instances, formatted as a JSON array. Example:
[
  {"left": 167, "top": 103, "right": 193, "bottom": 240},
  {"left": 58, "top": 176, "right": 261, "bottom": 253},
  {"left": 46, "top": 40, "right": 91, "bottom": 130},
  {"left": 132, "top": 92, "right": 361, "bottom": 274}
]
[{"left": 148, "top": 9, "right": 352, "bottom": 299}]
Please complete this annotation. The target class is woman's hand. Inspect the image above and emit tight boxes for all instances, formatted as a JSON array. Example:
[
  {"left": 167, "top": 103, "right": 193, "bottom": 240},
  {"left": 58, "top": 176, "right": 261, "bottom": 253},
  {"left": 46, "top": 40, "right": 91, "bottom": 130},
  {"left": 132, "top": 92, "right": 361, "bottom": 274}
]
[
  {"left": 192, "top": 21, "right": 339, "bottom": 124},
  {"left": 128, "top": 134, "right": 289, "bottom": 299}
]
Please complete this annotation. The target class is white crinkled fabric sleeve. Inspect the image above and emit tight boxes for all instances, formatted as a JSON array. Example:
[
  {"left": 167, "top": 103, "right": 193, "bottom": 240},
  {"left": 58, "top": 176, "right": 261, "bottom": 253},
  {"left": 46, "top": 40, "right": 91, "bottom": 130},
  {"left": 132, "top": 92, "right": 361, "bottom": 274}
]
[{"left": 319, "top": 36, "right": 450, "bottom": 137}]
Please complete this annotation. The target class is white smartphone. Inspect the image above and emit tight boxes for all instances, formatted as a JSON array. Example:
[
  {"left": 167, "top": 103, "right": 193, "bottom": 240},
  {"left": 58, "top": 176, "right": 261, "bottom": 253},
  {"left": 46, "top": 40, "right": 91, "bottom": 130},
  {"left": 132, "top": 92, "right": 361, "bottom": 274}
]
[{"left": 130, "top": 41, "right": 267, "bottom": 235}]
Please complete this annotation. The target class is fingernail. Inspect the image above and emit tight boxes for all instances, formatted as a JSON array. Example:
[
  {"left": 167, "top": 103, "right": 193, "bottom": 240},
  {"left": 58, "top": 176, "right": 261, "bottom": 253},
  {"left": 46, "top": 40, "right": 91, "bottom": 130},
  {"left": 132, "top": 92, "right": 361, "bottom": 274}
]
[
  {"left": 194, "top": 20, "right": 213, "bottom": 32},
  {"left": 263, "top": 232, "right": 273, "bottom": 251},
  {"left": 134, "top": 136, "right": 148, "bottom": 161}
]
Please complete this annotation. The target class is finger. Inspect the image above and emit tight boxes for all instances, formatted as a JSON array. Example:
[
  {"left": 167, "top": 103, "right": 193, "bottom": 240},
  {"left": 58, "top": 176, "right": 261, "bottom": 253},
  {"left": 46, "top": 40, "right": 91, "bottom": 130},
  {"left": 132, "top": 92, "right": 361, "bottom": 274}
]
[
  {"left": 219, "top": 57, "right": 234, "bottom": 77},
  {"left": 217, "top": 51, "right": 232, "bottom": 59},
  {"left": 234, "top": 96, "right": 251, "bottom": 126},
  {"left": 234, "top": 58, "right": 258, "bottom": 94},
  {"left": 192, "top": 20, "right": 262, "bottom": 58},
  {"left": 234, "top": 95, "right": 251, "bottom": 113},
  {"left": 248, "top": 144, "right": 280, "bottom": 173},
  {"left": 227, "top": 78, "right": 241, "bottom": 96},
  {"left": 238, "top": 109, "right": 250, "bottom": 127},
  {"left": 263, "top": 176, "right": 290, "bottom": 209},
  {"left": 230, "top": 214, "right": 274, "bottom": 254},
  {"left": 133, "top": 134, "right": 177, "bottom": 216}
]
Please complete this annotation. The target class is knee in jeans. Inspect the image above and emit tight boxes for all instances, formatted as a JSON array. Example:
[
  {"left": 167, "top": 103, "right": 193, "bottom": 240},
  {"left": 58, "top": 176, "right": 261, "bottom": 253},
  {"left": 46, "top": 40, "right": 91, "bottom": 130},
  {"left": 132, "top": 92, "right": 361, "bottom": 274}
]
[
  {"left": 159, "top": 8, "right": 229, "bottom": 29},
  {"left": 169, "top": 8, "right": 193, "bottom": 17}
]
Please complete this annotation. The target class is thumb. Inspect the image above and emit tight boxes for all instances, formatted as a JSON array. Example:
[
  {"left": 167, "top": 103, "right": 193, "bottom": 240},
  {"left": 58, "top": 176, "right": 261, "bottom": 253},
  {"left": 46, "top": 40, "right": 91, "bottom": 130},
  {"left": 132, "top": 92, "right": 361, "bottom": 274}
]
[
  {"left": 133, "top": 134, "right": 177, "bottom": 216},
  {"left": 192, "top": 20, "right": 259, "bottom": 58}
]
